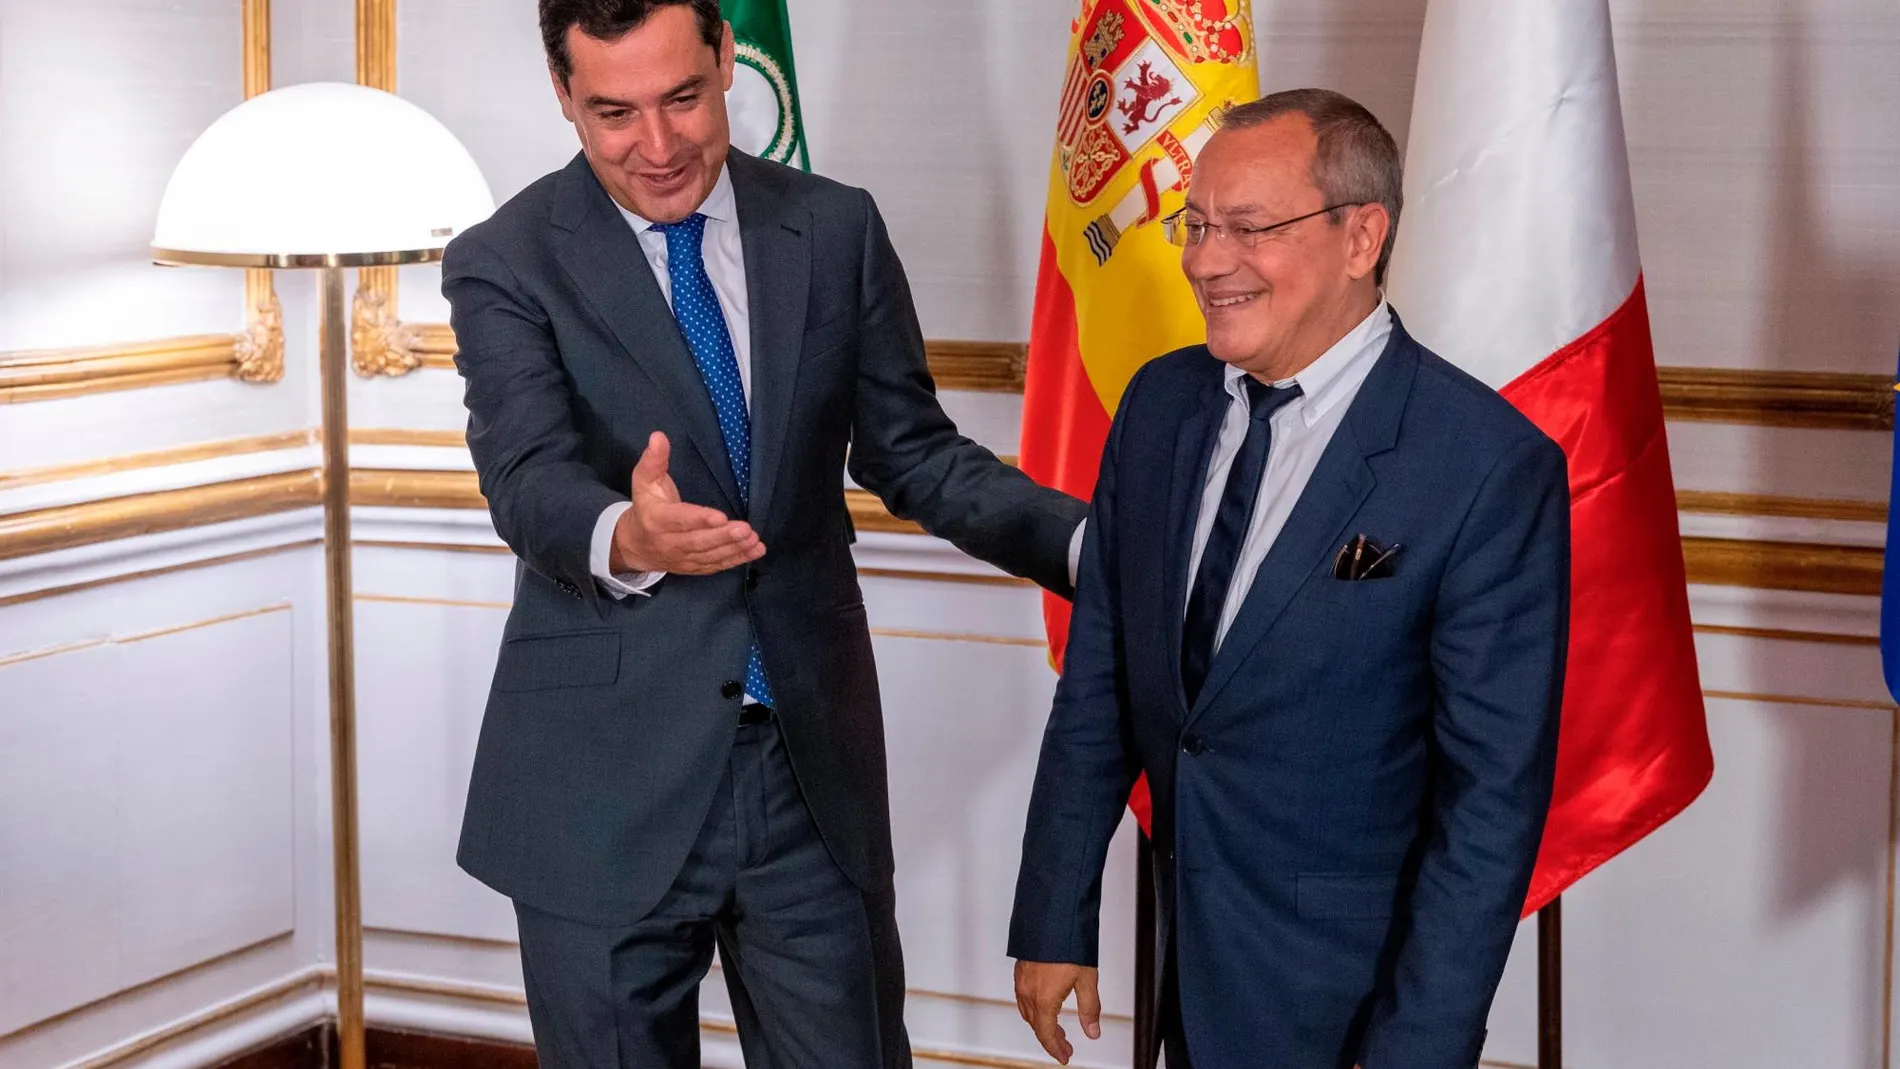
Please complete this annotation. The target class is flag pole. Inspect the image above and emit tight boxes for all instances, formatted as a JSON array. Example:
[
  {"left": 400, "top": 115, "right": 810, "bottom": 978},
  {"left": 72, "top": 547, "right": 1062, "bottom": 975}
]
[
  {"left": 1135, "top": 834, "right": 1158, "bottom": 1068},
  {"left": 1538, "top": 897, "right": 1562, "bottom": 1069}
]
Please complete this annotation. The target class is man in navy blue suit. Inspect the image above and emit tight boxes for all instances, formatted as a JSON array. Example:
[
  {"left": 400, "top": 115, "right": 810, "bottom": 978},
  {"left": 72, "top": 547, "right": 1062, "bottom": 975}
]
[{"left": 1009, "top": 89, "right": 1570, "bottom": 1069}]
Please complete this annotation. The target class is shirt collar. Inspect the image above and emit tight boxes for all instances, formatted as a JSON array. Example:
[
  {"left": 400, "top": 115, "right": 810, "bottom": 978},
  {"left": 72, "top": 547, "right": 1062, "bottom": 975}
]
[
  {"left": 1224, "top": 300, "right": 1393, "bottom": 427},
  {"left": 616, "top": 163, "right": 737, "bottom": 233}
]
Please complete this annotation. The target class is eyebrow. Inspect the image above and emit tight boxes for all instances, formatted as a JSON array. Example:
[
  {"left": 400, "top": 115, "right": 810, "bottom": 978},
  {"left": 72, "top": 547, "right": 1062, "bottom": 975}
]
[
  {"left": 583, "top": 74, "right": 708, "bottom": 111},
  {"left": 1183, "top": 200, "right": 1267, "bottom": 216}
]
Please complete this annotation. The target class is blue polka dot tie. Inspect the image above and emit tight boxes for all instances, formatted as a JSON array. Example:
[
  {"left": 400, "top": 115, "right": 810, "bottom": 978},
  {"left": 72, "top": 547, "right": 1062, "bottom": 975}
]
[{"left": 651, "top": 213, "right": 774, "bottom": 708}]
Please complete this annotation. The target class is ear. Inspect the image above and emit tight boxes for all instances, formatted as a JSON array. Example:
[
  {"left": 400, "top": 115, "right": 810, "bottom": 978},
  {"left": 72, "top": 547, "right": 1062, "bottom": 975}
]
[
  {"left": 1343, "top": 203, "right": 1390, "bottom": 283},
  {"left": 550, "top": 66, "right": 577, "bottom": 124},
  {"left": 718, "top": 20, "right": 736, "bottom": 92}
]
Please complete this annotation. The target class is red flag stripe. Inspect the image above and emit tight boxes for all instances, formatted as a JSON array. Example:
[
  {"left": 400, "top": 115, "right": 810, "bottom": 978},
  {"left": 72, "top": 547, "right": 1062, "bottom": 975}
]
[
  {"left": 1021, "top": 228, "right": 1114, "bottom": 669},
  {"left": 1501, "top": 277, "right": 1714, "bottom": 913}
]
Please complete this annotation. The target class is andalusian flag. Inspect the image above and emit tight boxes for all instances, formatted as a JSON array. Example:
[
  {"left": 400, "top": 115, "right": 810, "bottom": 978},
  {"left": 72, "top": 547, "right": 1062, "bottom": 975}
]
[
  {"left": 724, "top": 0, "right": 808, "bottom": 168},
  {"left": 1022, "top": 0, "right": 1257, "bottom": 667}
]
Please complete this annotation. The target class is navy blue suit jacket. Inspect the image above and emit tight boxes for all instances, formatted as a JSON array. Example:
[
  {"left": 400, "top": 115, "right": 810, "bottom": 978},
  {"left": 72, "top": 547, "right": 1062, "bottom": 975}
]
[{"left": 1009, "top": 317, "right": 1570, "bottom": 1069}]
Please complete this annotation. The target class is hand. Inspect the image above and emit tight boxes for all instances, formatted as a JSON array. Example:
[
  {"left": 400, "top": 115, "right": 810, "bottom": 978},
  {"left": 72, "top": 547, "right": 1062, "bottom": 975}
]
[
  {"left": 610, "top": 432, "right": 765, "bottom": 574},
  {"left": 1014, "top": 960, "right": 1101, "bottom": 1065}
]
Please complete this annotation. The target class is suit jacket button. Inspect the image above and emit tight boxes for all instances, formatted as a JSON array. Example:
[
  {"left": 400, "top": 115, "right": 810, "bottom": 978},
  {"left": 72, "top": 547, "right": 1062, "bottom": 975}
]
[
  {"left": 1181, "top": 734, "right": 1205, "bottom": 756},
  {"left": 745, "top": 568, "right": 760, "bottom": 590},
  {"left": 721, "top": 680, "right": 743, "bottom": 700}
]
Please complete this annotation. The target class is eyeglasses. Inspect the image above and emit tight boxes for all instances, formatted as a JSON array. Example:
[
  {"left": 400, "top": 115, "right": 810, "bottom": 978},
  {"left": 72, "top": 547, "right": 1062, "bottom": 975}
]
[{"left": 1162, "top": 203, "right": 1362, "bottom": 249}]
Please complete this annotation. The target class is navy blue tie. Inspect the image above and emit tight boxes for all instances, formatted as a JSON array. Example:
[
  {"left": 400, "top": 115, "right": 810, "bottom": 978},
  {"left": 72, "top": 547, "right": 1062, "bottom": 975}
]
[
  {"left": 1181, "top": 379, "right": 1303, "bottom": 706},
  {"left": 651, "top": 213, "right": 774, "bottom": 708}
]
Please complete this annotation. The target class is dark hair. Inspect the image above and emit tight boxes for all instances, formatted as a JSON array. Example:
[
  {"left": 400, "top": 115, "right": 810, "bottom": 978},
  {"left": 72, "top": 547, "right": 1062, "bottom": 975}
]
[
  {"left": 1219, "top": 88, "right": 1403, "bottom": 286},
  {"left": 539, "top": 0, "right": 724, "bottom": 85}
]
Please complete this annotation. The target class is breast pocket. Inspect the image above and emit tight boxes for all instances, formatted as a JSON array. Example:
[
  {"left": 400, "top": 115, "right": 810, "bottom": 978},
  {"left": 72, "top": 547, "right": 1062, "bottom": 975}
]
[{"left": 493, "top": 630, "right": 621, "bottom": 692}]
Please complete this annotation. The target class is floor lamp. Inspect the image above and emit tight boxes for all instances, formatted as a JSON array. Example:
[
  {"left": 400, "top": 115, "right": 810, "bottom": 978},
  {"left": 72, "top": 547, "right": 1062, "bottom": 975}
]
[{"left": 152, "top": 82, "right": 493, "bottom": 1069}]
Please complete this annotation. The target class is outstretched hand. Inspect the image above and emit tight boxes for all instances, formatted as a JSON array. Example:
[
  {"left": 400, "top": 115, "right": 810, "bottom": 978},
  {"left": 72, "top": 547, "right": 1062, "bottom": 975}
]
[{"left": 610, "top": 432, "right": 765, "bottom": 575}]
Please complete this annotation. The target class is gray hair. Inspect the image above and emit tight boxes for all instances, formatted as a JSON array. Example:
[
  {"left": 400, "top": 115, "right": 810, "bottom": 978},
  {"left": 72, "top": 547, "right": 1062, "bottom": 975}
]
[{"left": 1218, "top": 89, "right": 1403, "bottom": 286}]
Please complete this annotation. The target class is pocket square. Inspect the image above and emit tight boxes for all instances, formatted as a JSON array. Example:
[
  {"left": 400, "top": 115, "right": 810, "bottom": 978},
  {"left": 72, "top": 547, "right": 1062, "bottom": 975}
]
[{"left": 1332, "top": 534, "right": 1402, "bottom": 580}]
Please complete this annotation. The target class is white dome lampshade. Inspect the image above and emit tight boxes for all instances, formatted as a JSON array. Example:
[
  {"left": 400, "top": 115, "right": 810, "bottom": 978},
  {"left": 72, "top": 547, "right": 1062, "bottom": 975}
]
[{"left": 153, "top": 82, "right": 494, "bottom": 267}]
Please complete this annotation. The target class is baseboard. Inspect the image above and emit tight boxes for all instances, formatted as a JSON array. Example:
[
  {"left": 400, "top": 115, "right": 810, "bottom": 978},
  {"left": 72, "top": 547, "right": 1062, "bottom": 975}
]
[{"left": 210, "top": 1024, "right": 542, "bottom": 1069}]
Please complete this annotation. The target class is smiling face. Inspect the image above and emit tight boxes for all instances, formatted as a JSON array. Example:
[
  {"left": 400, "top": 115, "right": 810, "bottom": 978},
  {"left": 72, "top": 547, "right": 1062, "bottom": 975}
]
[
  {"left": 551, "top": 5, "right": 735, "bottom": 223},
  {"left": 1181, "top": 114, "right": 1387, "bottom": 381}
]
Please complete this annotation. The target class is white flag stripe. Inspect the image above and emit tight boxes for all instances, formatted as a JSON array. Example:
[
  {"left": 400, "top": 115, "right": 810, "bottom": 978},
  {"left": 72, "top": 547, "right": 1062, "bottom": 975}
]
[{"left": 1387, "top": 0, "right": 1642, "bottom": 389}]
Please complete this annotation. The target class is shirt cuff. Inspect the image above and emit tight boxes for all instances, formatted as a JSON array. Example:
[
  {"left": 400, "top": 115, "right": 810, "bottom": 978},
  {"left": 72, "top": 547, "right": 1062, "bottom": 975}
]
[
  {"left": 1068, "top": 519, "right": 1087, "bottom": 588},
  {"left": 591, "top": 501, "right": 664, "bottom": 599}
]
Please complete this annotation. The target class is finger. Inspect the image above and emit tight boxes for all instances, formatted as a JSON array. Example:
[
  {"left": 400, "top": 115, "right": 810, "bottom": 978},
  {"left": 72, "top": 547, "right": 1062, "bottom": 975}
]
[
  {"left": 671, "top": 545, "right": 763, "bottom": 575},
  {"left": 1028, "top": 1002, "right": 1072, "bottom": 1065},
  {"left": 1076, "top": 970, "right": 1102, "bottom": 1041},
  {"left": 631, "top": 432, "right": 671, "bottom": 490},
  {"left": 659, "top": 523, "right": 758, "bottom": 557},
  {"left": 649, "top": 503, "right": 738, "bottom": 534},
  {"left": 668, "top": 533, "right": 766, "bottom": 571}
]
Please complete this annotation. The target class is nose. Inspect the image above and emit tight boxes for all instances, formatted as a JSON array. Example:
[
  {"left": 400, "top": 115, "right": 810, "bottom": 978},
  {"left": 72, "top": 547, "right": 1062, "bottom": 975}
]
[
  {"left": 637, "top": 109, "right": 679, "bottom": 163},
  {"left": 1181, "top": 230, "right": 1238, "bottom": 284}
]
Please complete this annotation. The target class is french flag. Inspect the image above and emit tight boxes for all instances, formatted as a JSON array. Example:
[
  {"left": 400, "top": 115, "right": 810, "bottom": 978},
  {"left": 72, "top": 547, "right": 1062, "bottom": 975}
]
[{"left": 1388, "top": 0, "right": 1714, "bottom": 912}]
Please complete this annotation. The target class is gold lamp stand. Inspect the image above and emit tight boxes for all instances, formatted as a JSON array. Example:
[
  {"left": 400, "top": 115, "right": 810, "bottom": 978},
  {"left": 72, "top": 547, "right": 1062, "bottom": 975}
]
[{"left": 151, "top": 249, "right": 441, "bottom": 1069}]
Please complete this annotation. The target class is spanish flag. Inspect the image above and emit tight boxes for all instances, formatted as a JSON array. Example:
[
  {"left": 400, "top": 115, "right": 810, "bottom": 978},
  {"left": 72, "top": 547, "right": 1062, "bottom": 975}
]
[
  {"left": 1020, "top": 1, "right": 1256, "bottom": 829},
  {"left": 1022, "top": 0, "right": 1257, "bottom": 660}
]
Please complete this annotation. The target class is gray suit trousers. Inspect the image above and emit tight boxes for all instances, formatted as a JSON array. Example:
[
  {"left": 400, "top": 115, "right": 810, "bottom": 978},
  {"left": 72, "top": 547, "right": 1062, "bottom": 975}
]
[{"left": 514, "top": 719, "right": 911, "bottom": 1069}]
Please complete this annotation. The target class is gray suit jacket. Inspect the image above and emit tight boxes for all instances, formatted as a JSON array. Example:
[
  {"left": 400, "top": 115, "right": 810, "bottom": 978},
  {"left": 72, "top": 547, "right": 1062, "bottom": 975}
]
[{"left": 446, "top": 150, "right": 1086, "bottom": 924}]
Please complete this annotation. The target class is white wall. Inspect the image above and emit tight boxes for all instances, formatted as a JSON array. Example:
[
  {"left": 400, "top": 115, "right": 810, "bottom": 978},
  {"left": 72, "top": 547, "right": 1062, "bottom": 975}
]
[
  {"left": 0, "top": 2, "right": 332, "bottom": 1065},
  {"left": 363, "top": 3, "right": 1900, "bottom": 1068},
  {"left": 3, "top": 1, "right": 1899, "bottom": 1068}
]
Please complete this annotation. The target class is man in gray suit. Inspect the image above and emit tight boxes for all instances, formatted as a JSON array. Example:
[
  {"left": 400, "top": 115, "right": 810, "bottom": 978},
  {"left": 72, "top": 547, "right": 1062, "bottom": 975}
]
[{"left": 443, "top": 2, "right": 1086, "bottom": 1066}]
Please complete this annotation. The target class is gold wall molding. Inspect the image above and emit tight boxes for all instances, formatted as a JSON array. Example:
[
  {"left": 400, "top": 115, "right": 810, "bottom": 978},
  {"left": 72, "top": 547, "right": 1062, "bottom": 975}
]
[
  {"left": 0, "top": 463, "right": 1888, "bottom": 598},
  {"left": 923, "top": 341, "right": 1028, "bottom": 392},
  {"left": 350, "top": 468, "right": 484, "bottom": 510},
  {"left": 0, "top": 336, "right": 245, "bottom": 404},
  {"left": 0, "top": 605, "right": 293, "bottom": 668},
  {"left": 1678, "top": 490, "right": 1887, "bottom": 523},
  {"left": 238, "top": 0, "right": 284, "bottom": 383},
  {"left": 0, "top": 431, "right": 314, "bottom": 492},
  {"left": 1658, "top": 366, "right": 1892, "bottom": 431},
  {"left": 0, "top": 471, "right": 320, "bottom": 562},
  {"left": 352, "top": 268, "right": 420, "bottom": 376},
  {"left": 390, "top": 327, "right": 1896, "bottom": 431},
  {"left": 348, "top": 427, "right": 465, "bottom": 448},
  {"left": 1693, "top": 623, "right": 1879, "bottom": 647},
  {"left": 1682, "top": 535, "right": 1882, "bottom": 597},
  {"left": 0, "top": 0, "right": 280, "bottom": 403},
  {"left": 0, "top": 542, "right": 318, "bottom": 609},
  {"left": 349, "top": 0, "right": 411, "bottom": 378},
  {"left": 403, "top": 326, "right": 1029, "bottom": 392},
  {"left": 413, "top": 323, "right": 458, "bottom": 369},
  {"left": 848, "top": 488, "right": 921, "bottom": 535}
]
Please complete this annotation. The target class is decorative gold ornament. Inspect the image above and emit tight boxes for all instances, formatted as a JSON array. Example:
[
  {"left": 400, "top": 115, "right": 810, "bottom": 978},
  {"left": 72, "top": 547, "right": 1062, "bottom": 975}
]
[
  {"left": 234, "top": 272, "right": 286, "bottom": 382},
  {"left": 351, "top": 280, "right": 420, "bottom": 377}
]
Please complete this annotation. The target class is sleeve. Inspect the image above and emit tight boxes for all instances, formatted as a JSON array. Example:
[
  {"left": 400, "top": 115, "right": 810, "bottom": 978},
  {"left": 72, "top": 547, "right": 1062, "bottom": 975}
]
[
  {"left": 589, "top": 502, "right": 663, "bottom": 598},
  {"left": 442, "top": 232, "right": 629, "bottom": 605},
  {"left": 841, "top": 188, "right": 1088, "bottom": 597},
  {"left": 1007, "top": 377, "right": 1144, "bottom": 966},
  {"left": 1358, "top": 432, "right": 1571, "bottom": 1069}
]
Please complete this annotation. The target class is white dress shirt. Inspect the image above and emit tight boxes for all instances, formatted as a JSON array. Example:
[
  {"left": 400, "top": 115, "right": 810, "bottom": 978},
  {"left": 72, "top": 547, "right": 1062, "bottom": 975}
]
[
  {"left": 1185, "top": 301, "right": 1392, "bottom": 650},
  {"left": 588, "top": 165, "right": 750, "bottom": 597}
]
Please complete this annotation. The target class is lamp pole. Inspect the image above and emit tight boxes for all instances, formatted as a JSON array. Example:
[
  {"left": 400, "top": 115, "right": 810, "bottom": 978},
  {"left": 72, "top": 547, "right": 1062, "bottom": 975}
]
[{"left": 318, "top": 263, "right": 366, "bottom": 1069}]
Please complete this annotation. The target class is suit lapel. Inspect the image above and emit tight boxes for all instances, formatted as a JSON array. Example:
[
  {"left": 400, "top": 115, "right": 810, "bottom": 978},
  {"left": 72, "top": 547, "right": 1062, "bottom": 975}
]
[
  {"left": 730, "top": 151, "right": 810, "bottom": 533},
  {"left": 1186, "top": 327, "right": 1419, "bottom": 720},
  {"left": 1162, "top": 365, "right": 1230, "bottom": 718},
  {"left": 550, "top": 154, "right": 741, "bottom": 513}
]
